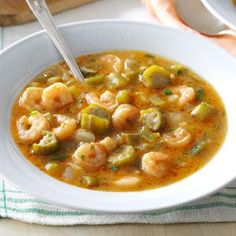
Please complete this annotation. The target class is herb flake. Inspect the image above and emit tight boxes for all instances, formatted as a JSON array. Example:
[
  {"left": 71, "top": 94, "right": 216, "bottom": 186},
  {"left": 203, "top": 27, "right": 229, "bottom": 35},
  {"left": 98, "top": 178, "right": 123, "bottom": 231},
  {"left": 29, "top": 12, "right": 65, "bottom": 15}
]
[
  {"left": 111, "top": 166, "right": 119, "bottom": 171},
  {"left": 164, "top": 89, "right": 173, "bottom": 95}
]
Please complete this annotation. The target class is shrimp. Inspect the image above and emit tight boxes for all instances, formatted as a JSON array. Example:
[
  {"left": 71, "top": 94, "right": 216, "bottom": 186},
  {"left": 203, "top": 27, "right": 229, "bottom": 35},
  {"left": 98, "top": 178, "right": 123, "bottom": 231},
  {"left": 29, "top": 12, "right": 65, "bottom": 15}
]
[
  {"left": 19, "top": 87, "right": 43, "bottom": 111},
  {"left": 142, "top": 152, "right": 172, "bottom": 178},
  {"left": 52, "top": 114, "right": 77, "bottom": 141},
  {"left": 17, "top": 113, "right": 50, "bottom": 144},
  {"left": 42, "top": 82, "right": 73, "bottom": 111},
  {"left": 73, "top": 142, "right": 107, "bottom": 171},
  {"left": 163, "top": 127, "right": 191, "bottom": 147},
  {"left": 112, "top": 104, "right": 139, "bottom": 130},
  {"left": 99, "top": 137, "right": 118, "bottom": 153},
  {"left": 99, "top": 54, "right": 123, "bottom": 73},
  {"left": 86, "top": 90, "right": 117, "bottom": 112},
  {"left": 167, "top": 85, "right": 195, "bottom": 107}
]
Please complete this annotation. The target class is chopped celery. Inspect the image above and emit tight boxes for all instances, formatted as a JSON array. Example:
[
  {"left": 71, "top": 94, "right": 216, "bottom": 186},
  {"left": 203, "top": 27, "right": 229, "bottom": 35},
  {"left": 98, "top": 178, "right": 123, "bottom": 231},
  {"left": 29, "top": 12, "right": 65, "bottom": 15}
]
[
  {"left": 29, "top": 109, "right": 40, "bottom": 116},
  {"left": 80, "top": 104, "right": 110, "bottom": 120},
  {"left": 121, "top": 70, "right": 137, "bottom": 80},
  {"left": 81, "top": 65, "right": 97, "bottom": 77},
  {"left": 79, "top": 104, "right": 110, "bottom": 134},
  {"left": 45, "top": 161, "right": 60, "bottom": 175},
  {"left": 47, "top": 76, "right": 62, "bottom": 85},
  {"left": 144, "top": 53, "right": 156, "bottom": 59},
  {"left": 108, "top": 145, "right": 136, "bottom": 167},
  {"left": 140, "top": 65, "right": 170, "bottom": 89},
  {"left": 65, "top": 79, "right": 77, "bottom": 87},
  {"left": 140, "top": 107, "right": 165, "bottom": 131},
  {"left": 191, "top": 102, "right": 216, "bottom": 121},
  {"left": 135, "top": 143, "right": 155, "bottom": 152},
  {"left": 35, "top": 66, "right": 59, "bottom": 83},
  {"left": 149, "top": 95, "right": 166, "bottom": 106},
  {"left": 139, "top": 65, "right": 148, "bottom": 74},
  {"left": 133, "top": 92, "right": 150, "bottom": 107},
  {"left": 170, "top": 64, "right": 187, "bottom": 75},
  {"left": 80, "top": 113, "right": 109, "bottom": 134},
  {"left": 108, "top": 72, "right": 129, "bottom": 89},
  {"left": 85, "top": 74, "right": 104, "bottom": 86},
  {"left": 124, "top": 58, "right": 137, "bottom": 71},
  {"left": 68, "top": 85, "right": 82, "bottom": 97},
  {"left": 32, "top": 131, "right": 59, "bottom": 155},
  {"left": 123, "top": 127, "right": 160, "bottom": 144},
  {"left": 82, "top": 176, "right": 99, "bottom": 187},
  {"left": 190, "top": 140, "right": 207, "bottom": 155},
  {"left": 116, "top": 90, "right": 131, "bottom": 104},
  {"left": 122, "top": 133, "right": 140, "bottom": 145},
  {"left": 140, "top": 126, "right": 160, "bottom": 142}
]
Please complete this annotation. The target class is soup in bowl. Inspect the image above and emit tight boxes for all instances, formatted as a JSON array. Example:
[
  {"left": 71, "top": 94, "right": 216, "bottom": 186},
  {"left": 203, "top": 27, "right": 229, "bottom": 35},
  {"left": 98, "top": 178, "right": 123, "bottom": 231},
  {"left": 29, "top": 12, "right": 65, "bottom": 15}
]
[
  {"left": 11, "top": 50, "right": 227, "bottom": 192},
  {"left": 0, "top": 21, "right": 235, "bottom": 212}
]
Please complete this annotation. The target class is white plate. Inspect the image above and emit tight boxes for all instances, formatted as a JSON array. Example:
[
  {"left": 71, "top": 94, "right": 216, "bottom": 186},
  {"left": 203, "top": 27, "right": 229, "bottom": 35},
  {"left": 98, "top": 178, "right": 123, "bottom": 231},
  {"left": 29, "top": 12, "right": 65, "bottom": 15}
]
[
  {"left": 0, "top": 20, "right": 236, "bottom": 213},
  {"left": 202, "top": 0, "right": 236, "bottom": 31}
]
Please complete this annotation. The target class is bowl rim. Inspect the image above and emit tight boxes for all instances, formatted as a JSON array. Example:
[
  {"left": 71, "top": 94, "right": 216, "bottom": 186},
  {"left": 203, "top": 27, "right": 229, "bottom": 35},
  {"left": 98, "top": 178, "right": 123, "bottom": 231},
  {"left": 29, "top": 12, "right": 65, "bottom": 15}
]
[{"left": 0, "top": 19, "right": 236, "bottom": 213}]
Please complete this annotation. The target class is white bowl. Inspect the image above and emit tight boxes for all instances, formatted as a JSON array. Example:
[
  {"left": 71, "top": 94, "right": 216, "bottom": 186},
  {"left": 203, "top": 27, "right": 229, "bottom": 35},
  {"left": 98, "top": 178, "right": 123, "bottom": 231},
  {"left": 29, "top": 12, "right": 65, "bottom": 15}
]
[
  {"left": 202, "top": 0, "right": 236, "bottom": 31},
  {"left": 0, "top": 20, "right": 236, "bottom": 213}
]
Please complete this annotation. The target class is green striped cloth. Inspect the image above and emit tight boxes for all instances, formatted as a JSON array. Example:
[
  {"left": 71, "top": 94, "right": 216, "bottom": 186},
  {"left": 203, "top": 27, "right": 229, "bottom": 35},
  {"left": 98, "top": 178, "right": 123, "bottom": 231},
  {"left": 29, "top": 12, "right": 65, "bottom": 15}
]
[{"left": 0, "top": 176, "right": 236, "bottom": 225}]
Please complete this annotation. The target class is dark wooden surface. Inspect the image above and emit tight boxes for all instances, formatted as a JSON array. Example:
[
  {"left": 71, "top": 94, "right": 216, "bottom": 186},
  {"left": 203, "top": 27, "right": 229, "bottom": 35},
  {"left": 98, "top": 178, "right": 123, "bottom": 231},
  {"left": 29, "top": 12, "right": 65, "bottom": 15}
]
[{"left": 0, "top": 0, "right": 95, "bottom": 26}]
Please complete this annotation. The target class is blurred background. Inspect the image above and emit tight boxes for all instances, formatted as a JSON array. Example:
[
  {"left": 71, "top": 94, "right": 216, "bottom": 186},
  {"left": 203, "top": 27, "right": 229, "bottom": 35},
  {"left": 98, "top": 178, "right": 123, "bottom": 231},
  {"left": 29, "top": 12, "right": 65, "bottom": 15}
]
[{"left": 0, "top": 0, "right": 153, "bottom": 48}]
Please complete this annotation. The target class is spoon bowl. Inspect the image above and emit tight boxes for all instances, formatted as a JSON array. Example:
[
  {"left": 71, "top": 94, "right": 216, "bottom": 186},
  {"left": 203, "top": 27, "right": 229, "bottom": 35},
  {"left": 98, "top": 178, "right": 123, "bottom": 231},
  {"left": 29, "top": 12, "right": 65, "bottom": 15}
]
[
  {"left": 174, "top": 0, "right": 236, "bottom": 36},
  {"left": 202, "top": 0, "right": 236, "bottom": 32}
]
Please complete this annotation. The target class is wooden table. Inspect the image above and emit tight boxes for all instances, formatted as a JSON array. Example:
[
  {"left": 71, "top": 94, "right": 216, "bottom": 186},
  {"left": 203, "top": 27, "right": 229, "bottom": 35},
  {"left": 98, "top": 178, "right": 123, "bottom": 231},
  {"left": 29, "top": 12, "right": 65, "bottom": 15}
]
[
  {"left": 0, "top": 0, "right": 235, "bottom": 235},
  {"left": 0, "top": 219, "right": 236, "bottom": 236}
]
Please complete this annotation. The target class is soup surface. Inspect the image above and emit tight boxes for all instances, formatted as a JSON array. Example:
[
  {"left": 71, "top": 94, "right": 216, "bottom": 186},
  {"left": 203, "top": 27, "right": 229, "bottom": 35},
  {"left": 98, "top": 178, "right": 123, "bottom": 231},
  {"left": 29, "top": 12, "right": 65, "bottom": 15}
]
[{"left": 11, "top": 50, "right": 227, "bottom": 191}]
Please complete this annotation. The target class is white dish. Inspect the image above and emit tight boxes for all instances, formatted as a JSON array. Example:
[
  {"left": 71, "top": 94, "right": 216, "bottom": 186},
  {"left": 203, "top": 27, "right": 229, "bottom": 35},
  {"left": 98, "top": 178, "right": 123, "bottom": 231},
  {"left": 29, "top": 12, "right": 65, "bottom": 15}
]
[
  {"left": 0, "top": 20, "right": 236, "bottom": 213},
  {"left": 202, "top": 0, "right": 236, "bottom": 31}
]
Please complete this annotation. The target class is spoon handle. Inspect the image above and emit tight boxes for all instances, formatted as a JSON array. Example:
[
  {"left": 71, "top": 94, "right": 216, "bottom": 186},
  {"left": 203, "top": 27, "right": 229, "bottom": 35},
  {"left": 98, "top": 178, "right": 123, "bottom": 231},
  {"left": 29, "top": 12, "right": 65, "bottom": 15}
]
[{"left": 26, "top": 0, "right": 84, "bottom": 82}]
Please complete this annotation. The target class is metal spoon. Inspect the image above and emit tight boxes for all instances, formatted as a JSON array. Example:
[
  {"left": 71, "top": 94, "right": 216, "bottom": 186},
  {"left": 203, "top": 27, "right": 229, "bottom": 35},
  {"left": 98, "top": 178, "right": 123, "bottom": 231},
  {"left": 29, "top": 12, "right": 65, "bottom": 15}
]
[
  {"left": 26, "top": 0, "right": 85, "bottom": 82},
  {"left": 174, "top": 0, "right": 236, "bottom": 37}
]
